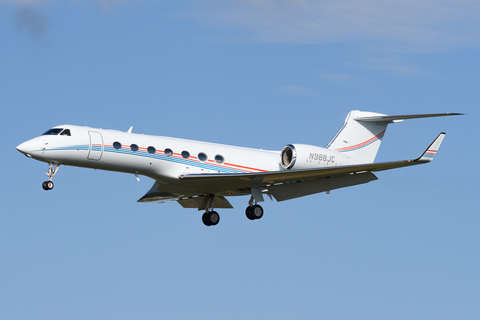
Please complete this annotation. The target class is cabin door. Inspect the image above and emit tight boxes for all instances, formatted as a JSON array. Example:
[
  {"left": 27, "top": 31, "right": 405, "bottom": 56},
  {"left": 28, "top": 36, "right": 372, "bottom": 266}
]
[{"left": 87, "top": 131, "right": 104, "bottom": 160}]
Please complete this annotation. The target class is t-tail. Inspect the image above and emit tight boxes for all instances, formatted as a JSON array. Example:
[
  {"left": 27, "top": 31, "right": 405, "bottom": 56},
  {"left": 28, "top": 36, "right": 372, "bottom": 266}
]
[{"left": 326, "top": 110, "right": 463, "bottom": 164}]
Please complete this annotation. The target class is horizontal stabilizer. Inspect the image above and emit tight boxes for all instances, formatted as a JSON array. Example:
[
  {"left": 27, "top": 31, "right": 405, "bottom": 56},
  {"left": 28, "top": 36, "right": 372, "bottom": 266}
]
[{"left": 355, "top": 113, "right": 463, "bottom": 123}]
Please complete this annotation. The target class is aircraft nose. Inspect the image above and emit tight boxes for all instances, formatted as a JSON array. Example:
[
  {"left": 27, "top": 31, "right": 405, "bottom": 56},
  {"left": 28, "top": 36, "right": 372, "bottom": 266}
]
[{"left": 16, "top": 140, "right": 35, "bottom": 157}]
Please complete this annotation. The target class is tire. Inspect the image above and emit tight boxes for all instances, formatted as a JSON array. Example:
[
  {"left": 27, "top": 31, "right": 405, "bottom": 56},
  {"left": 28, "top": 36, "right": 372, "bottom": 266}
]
[
  {"left": 46, "top": 181, "right": 54, "bottom": 190},
  {"left": 245, "top": 206, "right": 255, "bottom": 220},
  {"left": 202, "top": 212, "right": 212, "bottom": 226},
  {"left": 42, "top": 181, "right": 48, "bottom": 190}
]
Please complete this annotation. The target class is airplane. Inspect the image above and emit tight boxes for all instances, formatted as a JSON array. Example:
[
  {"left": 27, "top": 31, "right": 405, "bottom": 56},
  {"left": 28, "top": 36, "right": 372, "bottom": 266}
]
[{"left": 16, "top": 110, "right": 461, "bottom": 226}]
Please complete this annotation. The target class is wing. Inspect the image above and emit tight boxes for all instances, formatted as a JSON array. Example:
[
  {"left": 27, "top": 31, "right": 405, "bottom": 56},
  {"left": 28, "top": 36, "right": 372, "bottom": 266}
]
[
  {"left": 177, "top": 133, "right": 446, "bottom": 201},
  {"left": 138, "top": 133, "right": 445, "bottom": 204}
]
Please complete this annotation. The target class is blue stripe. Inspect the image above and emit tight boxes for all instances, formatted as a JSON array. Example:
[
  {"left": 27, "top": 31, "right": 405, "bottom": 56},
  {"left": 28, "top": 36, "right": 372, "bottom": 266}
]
[
  {"left": 48, "top": 145, "right": 90, "bottom": 151},
  {"left": 45, "top": 145, "right": 247, "bottom": 174}
]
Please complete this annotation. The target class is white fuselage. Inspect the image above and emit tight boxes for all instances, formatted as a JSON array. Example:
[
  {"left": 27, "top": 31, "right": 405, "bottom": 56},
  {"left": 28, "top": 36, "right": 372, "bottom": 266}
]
[
  {"left": 18, "top": 125, "right": 280, "bottom": 179},
  {"left": 16, "top": 125, "right": 353, "bottom": 194}
]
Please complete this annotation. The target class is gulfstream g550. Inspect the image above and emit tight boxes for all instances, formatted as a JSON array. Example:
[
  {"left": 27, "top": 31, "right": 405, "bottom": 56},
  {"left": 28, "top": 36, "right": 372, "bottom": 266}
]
[{"left": 16, "top": 111, "right": 461, "bottom": 226}]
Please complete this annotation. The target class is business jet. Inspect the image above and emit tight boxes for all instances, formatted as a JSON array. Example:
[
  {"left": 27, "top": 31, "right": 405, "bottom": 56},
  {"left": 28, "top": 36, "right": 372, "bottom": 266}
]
[{"left": 16, "top": 110, "right": 461, "bottom": 226}]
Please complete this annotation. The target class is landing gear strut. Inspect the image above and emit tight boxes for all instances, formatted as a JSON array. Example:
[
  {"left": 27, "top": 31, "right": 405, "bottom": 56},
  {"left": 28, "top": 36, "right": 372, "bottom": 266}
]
[
  {"left": 201, "top": 194, "right": 220, "bottom": 226},
  {"left": 42, "top": 163, "right": 59, "bottom": 191}
]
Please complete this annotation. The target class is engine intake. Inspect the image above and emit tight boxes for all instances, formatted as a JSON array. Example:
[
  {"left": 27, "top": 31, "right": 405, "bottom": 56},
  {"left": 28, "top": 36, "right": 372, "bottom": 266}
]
[
  {"left": 280, "top": 144, "right": 339, "bottom": 170},
  {"left": 281, "top": 144, "right": 297, "bottom": 169}
]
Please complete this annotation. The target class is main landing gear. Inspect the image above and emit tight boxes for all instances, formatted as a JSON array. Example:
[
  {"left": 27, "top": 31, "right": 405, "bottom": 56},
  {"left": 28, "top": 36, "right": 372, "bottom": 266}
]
[
  {"left": 201, "top": 194, "right": 220, "bottom": 226},
  {"left": 201, "top": 194, "right": 265, "bottom": 226},
  {"left": 42, "top": 163, "right": 60, "bottom": 191},
  {"left": 246, "top": 204, "right": 264, "bottom": 220},
  {"left": 245, "top": 195, "right": 264, "bottom": 220},
  {"left": 202, "top": 211, "right": 220, "bottom": 226}
]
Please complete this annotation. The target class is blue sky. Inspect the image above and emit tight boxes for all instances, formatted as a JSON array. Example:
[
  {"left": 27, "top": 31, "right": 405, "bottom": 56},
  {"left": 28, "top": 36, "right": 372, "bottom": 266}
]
[{"left": 1, "top": 1, "right": 479, "bottom": 319}]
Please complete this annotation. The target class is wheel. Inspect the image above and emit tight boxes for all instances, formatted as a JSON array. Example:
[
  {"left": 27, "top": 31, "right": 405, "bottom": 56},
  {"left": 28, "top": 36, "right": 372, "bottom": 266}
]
[
  {"left": 245, "top": 206, "right": 255, "bottom": 220},
  {"left": 202, "top": 212, "right": 212, "bottom": 226},
  {"left": 202, "top": 212, "right": 220, "bottom": 226},
  {"left": 209, "top": 211, "right": 220, "bottom": 226},
  {"left": 251, "top": 205, "right": 264, "bottom": 220},
  {"left": 46, "top": 181, "right": 54, "bottom": 190},
  {"left": 42, "top": 181, "right": 54, "bottom": 190}
]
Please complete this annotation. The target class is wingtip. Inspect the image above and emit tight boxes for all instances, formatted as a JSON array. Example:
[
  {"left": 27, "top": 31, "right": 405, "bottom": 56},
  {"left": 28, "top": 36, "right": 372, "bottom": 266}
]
[{"left": 417, "top": 132, "right": 446, "bottom": 162}]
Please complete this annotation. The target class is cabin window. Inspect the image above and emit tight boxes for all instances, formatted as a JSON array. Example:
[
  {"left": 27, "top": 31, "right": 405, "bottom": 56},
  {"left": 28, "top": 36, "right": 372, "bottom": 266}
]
[
  {"left": 113, "top": 142, "right": 122, "bottom": 150},
  {"left": 130, "top": 144, "right": 139, "bottom": 152},
  {"left": 215, "top": 155, "right": 224, "bottom": 164},
  {"left": 182, "top": 151, "right": 190, "bottom": 159},
  {"left": 42, "top": 128, "right": 63, "bottom": 135},
  {"left": 164, "top": 148, "right": 173, "bottom": 156},
  {"left": 147, "top": 146, "right": 156, "bottom": 154},
  {"left": 198, "top": 152, "right": 207, "bottom": 162},
  {"left": 60, "top": 129, "right": 71, "bottom": 136}
]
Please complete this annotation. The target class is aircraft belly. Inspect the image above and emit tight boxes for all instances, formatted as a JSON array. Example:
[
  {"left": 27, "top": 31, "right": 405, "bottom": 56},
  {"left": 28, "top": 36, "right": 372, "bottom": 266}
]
[
  {"left": 177, "top": 195, "right": 234, "bottom": 209},
  {"left": 174, "top": 177, "right": 259, "bottom": 194}
]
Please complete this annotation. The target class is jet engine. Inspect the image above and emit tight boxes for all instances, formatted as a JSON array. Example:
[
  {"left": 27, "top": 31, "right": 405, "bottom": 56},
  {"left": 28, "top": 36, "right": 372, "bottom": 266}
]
[{"left": 280, "top": 144, "right": 340, "bottom": 170}]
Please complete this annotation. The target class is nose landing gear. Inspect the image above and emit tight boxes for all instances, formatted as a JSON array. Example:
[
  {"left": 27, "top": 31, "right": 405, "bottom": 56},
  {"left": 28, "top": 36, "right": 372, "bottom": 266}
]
[{"left": 42, "top": 163, "right": 60, "bottom": 191}]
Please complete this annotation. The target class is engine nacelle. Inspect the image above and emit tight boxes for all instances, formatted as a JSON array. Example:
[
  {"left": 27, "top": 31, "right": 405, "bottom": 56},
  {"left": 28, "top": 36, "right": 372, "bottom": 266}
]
[{"left": 280, "top": 144, "right": 341, "bottom": 170}]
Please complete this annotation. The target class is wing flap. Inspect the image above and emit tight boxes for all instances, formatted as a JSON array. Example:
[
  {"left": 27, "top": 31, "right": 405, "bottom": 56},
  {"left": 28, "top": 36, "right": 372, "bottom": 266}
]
[{"left": 268, "top": 172, "right": 378, "bottom": 201}]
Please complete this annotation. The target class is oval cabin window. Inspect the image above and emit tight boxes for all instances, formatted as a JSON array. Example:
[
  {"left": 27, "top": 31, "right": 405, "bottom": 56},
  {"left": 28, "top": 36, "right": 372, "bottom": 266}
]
[
  {"left": 113, "top": 141, "right": 122, "bottom": 150},
  {"left": 147, "top": 146, "right": 156, "bottom": 154}
]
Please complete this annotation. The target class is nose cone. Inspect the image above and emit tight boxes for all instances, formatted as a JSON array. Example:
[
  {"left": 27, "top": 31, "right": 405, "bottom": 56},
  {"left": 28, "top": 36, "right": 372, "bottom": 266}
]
[{"left": 16, "top": 140, "right": 36, "bottom": 157}]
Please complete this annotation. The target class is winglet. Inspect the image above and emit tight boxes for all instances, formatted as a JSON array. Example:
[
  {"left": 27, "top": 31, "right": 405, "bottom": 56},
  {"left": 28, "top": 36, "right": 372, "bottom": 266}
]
[{"left": 417, "top": 132, "right": 446, "bottom": 162}]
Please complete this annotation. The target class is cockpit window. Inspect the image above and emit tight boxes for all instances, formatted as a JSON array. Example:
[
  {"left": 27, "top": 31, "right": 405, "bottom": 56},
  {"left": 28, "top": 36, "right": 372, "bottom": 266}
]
[
  {"left": 42, "top": 128, "right": 63, "bottom": 135},
  {"left": 60, "top": 129, "right": 71, "bottom": 136}
]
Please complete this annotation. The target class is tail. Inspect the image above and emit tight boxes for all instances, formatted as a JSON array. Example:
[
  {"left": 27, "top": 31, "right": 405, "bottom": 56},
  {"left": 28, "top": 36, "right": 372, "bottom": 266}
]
[{"left": 326, "top": 110, "right": 463, "bottom": 164}]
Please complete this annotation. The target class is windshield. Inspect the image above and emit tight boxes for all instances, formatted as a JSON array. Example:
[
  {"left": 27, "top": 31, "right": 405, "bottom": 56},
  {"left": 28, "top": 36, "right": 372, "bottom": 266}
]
[
  {"left": 60, "top": 129, "right": 71, "bottom": 136},
  {"left": 42, "top": 128, "right": 63, "bottom": 135}
]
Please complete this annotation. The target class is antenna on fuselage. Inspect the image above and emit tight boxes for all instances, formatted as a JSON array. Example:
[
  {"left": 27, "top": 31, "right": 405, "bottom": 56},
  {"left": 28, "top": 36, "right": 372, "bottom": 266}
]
[{"left": 127, "top": 126, "right": 133, "bottom": 133}]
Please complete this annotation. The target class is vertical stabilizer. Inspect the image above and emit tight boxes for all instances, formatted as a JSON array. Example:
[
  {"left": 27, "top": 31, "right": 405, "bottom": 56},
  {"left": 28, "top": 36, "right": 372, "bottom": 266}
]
[{"left": 326, "top": 111, "right": 389, "bottom": 164}]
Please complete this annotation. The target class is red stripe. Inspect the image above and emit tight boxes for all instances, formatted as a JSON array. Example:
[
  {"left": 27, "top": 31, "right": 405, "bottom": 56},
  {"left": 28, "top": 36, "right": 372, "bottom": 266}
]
[
  {"left": 110, "top": 143, "right": 266, "bottom": 173},
  {"left": 224, "top": 162, "right": 269, "bottom": 172},
  {"left": 335, "top": 130, "right": 385, "bottom": 152}
]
